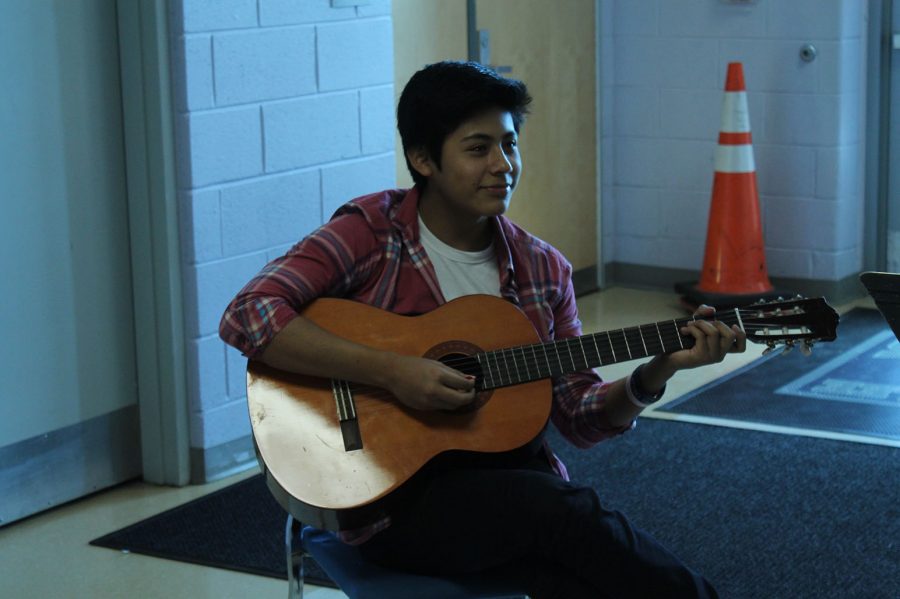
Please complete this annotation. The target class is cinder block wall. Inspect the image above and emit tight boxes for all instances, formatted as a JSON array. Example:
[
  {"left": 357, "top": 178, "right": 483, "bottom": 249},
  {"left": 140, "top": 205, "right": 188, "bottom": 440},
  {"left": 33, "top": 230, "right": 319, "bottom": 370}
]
[
  {"left": 600, "top": 0, "right": 866, "bottom": 299},
  {"left": 170, "top": 0, "right": 395, "bottom": 481}
]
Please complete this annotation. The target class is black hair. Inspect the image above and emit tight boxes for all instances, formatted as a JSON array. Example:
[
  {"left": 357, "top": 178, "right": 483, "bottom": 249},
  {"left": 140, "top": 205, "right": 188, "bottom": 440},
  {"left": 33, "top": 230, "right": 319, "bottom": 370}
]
[{"left": 397, "top": 61, "right": 532, "bottom": 188}]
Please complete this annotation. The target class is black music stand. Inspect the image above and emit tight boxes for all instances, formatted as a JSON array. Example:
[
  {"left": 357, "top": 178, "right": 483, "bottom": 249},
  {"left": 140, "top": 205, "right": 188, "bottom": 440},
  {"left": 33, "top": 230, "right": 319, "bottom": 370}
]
[{"left": 859, "top": 271, "right": 900, "bottom": 342}]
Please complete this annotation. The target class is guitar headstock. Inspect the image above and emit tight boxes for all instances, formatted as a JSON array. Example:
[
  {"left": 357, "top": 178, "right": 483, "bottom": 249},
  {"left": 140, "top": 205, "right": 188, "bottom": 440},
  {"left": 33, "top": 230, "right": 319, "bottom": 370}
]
[{"left": 739, "top": 296, "right": 839, "bottom": 356}]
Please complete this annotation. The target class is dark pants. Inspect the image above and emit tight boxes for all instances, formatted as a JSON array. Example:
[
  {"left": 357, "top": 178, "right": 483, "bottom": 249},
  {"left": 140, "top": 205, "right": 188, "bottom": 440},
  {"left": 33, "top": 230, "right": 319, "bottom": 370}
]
[{"left": 358, "top": 450, "right": 718, "bottom": 599}]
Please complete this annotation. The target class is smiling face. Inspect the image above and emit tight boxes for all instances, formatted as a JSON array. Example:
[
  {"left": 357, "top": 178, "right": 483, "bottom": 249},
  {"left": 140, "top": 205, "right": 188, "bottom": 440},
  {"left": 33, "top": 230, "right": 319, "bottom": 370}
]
[{"left": 410, "top": 108, "right": 522, "bottom": 249}]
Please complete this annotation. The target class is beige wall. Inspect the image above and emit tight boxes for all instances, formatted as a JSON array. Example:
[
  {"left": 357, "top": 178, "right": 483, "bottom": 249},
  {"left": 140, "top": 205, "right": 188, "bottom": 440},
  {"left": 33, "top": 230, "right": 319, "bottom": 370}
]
[{"left": 392, "top": 0, "right": 597, "bottom": 271}]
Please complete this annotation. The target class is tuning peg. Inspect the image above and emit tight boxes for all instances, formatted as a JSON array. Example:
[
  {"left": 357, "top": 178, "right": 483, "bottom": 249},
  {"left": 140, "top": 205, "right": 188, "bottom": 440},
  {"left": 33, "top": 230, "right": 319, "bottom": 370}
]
[
  {"left": 762, "top": 342, "right": 777, "bottom": 356},
  {"left": 800, "top": 341, "right": 813, "bottom": 356},
  {"left": 781, "top": 341, "right": 794, "bottom": 355}
]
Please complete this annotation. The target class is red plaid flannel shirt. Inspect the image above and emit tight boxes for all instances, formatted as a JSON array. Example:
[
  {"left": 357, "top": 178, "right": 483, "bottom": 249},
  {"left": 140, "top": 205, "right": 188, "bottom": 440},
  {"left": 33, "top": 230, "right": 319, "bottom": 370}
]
[{"left": 220, "top": 187, "right": 631, "bottom": 542}]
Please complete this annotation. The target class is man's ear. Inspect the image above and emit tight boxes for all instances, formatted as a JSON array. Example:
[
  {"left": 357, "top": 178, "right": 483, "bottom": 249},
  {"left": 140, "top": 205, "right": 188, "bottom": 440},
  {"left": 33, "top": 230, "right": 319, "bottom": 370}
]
[{"left": 406, "top": 146, "right": 435, "bottom": 179}]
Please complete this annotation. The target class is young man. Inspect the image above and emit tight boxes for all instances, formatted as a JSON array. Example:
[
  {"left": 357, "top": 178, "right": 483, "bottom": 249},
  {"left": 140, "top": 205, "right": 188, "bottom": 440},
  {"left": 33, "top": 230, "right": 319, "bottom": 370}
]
[{"left": 220, "top": 61, "right": 745, "bottom": 598}]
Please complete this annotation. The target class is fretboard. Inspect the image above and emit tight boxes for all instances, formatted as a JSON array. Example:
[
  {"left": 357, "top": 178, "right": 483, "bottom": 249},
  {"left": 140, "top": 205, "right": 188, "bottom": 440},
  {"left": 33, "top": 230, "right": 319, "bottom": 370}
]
[{"left": 474, "top": 309, "right": 741, "bottom": 391}]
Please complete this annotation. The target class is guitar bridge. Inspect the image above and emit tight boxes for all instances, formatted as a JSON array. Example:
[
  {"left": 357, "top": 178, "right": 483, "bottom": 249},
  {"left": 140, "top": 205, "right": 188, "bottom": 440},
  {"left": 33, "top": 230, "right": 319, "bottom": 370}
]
[
  {"left": 332, "top": 378, "right": 363, "bottom": 452},
  {"left": 340, "top": 419, "right": 363, "bottom": 452}
]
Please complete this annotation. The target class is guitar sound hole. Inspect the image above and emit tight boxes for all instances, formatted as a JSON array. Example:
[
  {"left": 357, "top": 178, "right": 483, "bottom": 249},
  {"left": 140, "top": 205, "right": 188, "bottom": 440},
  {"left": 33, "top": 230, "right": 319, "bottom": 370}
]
[{"left": 424, "top": 341, "right": 491, "bottom": 413}]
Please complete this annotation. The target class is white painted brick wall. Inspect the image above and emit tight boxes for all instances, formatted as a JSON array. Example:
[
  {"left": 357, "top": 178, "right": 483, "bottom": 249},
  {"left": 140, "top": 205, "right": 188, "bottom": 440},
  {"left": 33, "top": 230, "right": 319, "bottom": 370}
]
[
  {"left": 602, "top": 0, "right": 866, "bottom": 284},
  {"left": 177, "top": 107, "right": 264, "bottom": 187},
  {"left": 170, "top": 0, "right": 396, "bottom": 464},
  {"left": 317, "top": 19, "right": 394, "bottom": 91},
  {"left": 322, "top": 154, "right": 396, "bottom": 217},
  {"left": 263, "top": 92, "right": 361, "bottom": 171},
  {"left": 219, "top": 171, "right": 321, "bottom": 256},
  {"left": 360, "top": 85, "right": 396, "bottom": 154},
  {"left": 213, "top": 28, "right": 317, "bottom": 105},
  {"left": 173, "top": 0, "right": 258, "bottom": 33}
]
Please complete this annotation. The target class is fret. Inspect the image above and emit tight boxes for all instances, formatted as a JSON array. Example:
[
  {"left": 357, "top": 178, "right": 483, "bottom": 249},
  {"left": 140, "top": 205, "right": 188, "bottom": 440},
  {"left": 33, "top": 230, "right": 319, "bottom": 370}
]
[
  {"left": 639, "top": 324, "right": 664, "bottom": 355},
  {"left": 491, "top": 351, "right": 505, "bottom": 387},
  {"left": 500, "top": 350, "right": 512, "bottom": 385},
  {"left": 516, "top": 347, "right": 532, "bottom": 383},
  {"left": 475, "top": 354, "right": 494, "bottom": 389},
  {"left": 623, "top": 326, "right": 646, "bottom": 359},
  {"left": 605, "top": 332, "right": 617, "bottom": 363},
  {"left": 597, "top": 332, "right": 615, "bottom": 365},
  {"left": 609, "top": 329, "right": 630, "bottom": 361},
  {"left": 577, "top": 337, "right": 589, "bottom": 370},
  {"left": 674, "top": 319, "right": 685, "bottom": 350},
  {"left": 551, "top": 341, "right": 565, "bottom": 376},
  {"left": 590, "top": 333, "right": 604, "bottom": 366},
  {"left": 654, "top": 322, "right": 664, "bottom": 351},
  {"left": 561, "top": 338, "right": 576, "bottom": 372},
  {"left": 509, "top": 348, "right": 522, "bottom": 383},
  {"left": 540, "top": 343, "right": 553, "bottom": 377},
  {"left": 529, "top": 345, "right": 543, "bottom": 379},
  {"left": 510, "top": 349, "right": 521, "bottom": 383}
]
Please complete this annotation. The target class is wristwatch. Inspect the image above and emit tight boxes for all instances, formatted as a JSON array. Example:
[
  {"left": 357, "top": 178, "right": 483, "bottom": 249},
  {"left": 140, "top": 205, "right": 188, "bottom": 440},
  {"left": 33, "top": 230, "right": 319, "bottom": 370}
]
[{"left": 626, "top": 363, "right": 665, "bottom": 408}]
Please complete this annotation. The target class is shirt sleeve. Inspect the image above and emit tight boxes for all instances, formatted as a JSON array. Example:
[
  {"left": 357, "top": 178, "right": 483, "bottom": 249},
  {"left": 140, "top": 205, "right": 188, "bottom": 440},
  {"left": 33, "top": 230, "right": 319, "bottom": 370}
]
[
  {"left": 218, "top": 212, "right": 381, "bottom": 358},
  {"left": 548, "top": 272, "right": 634, "bottom": 448}
]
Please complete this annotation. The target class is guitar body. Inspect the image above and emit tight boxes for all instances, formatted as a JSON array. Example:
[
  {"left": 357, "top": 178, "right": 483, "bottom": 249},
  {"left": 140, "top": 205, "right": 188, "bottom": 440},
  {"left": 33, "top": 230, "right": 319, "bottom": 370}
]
[{"left": 247, "top": 295, "right": 552, "bottom": 530}]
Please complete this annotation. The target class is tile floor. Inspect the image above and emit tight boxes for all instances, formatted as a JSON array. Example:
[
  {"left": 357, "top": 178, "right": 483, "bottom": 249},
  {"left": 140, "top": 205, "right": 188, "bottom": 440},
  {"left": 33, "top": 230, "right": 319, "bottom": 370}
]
[{"left": 0, "top": 287, "right": 867, "bottom": 599}]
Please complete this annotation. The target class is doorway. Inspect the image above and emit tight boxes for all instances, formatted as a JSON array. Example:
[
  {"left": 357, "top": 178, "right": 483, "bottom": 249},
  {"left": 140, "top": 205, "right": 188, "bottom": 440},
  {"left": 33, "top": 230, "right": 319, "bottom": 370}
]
[
  {"left": 887, "top": 1, "right": 900, "bottom": 271},
  {"left": 0, "top": 1, "right": 141, "bottom": 525},
  {"left": 392, "top": 0, "right": 601, "bottom": 289}
]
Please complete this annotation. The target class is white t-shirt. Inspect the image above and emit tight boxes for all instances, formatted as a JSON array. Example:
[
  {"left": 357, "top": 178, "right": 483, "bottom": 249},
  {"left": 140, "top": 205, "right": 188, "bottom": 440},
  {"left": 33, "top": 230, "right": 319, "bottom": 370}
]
[{"left": 418, "top": 214, "right": 501, "bottom": 301}]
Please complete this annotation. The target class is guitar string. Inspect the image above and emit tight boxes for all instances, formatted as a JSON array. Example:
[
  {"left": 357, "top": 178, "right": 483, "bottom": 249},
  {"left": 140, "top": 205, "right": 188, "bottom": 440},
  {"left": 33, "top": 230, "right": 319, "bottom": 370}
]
[
  {"left": 333, "top": 319, "right": 809, "bottom": 403},
  {"left": 436, "top": 324, "right": 783, "bottom": 383},
  {"left": 436, "top": 320, "right": 798, "bottom": 372}
]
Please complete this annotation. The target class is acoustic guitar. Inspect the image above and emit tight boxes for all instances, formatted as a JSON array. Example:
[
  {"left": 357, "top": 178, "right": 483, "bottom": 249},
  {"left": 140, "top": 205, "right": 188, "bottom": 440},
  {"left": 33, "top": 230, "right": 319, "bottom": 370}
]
[{"left": 246, "top": 294, "right": 838, "bottom": 530}]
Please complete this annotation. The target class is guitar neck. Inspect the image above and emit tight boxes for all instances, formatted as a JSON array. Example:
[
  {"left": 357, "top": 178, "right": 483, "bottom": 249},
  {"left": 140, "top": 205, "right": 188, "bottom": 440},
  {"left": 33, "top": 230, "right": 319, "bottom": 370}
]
[{"left": 475, "top": 309, "right": 741, "bottom": 391}]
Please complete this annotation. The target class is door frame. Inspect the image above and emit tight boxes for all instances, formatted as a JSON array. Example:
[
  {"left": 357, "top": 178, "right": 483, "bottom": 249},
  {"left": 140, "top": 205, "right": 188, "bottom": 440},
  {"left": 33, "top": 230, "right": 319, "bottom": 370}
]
[
  {"left": 117, "top": 0, "right": 190, "bottom": 486},
  {"left": 866, "top": 0, "right": 893, "bottom": 272}
]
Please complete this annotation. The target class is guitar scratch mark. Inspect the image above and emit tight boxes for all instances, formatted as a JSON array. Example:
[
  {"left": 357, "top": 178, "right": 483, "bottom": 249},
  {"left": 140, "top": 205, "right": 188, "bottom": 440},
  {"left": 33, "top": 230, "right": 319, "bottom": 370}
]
[{"left": 316, "top": 434, "right": 336, "bottom": 449}]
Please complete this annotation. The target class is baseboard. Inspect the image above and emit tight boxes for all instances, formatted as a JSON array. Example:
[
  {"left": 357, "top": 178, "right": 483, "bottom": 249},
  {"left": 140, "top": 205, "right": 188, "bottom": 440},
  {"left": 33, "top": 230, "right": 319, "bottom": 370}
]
[
  {"left": 0, "top": 405, "right": 142, "bottom": 526},
  {"left": 572, "top": 264, "right": 600, "bottom": 297},
  {"left": 190, "top": 435, "right": 257, "bottom": 484},
  {"left": 604, "top": 262, "right": 867, "bottom": 306}
]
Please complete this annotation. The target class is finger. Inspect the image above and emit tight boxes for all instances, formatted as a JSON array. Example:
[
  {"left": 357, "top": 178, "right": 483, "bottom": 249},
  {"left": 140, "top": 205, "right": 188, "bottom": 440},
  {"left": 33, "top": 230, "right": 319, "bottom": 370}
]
[
  {"left": 681, "top": 321, "right": 710, "bottom": 354},
  {"left": 439, "top": 368, "right": 476, "bottom": 391},
  {"left": 714, "top": 320, "right": 735, "bottom": 353},
  {"left": 731, "top": 325, "right": 747, "bottom": 352},
  {"left": 686, "top": 318, "right": 719, "bottom": 339},
  {"left": 693, "top": 304, "right": 716, "bottom": 318},
  {"left": 435, "top": 385, "right": 476, "bottom": 409},
  {"left": 691, "top": 319, "right": 726, "bottom": 360}
]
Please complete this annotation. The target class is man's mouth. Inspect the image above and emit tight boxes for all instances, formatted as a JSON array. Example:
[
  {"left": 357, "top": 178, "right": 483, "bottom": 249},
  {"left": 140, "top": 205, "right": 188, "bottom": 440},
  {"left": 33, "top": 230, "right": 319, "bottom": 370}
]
[{"left": 482, "top": 182, "right": 512, "bottom": 192}]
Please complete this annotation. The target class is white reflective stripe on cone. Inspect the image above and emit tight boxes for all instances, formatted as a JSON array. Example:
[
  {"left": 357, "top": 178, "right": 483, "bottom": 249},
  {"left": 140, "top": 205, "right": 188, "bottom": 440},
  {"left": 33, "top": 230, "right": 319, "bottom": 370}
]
[
  {"left": 720, "top": 91, "right": 751, "bottom": 132},
  {"left": 714, "top": 144, "right": 755, "bottom": 173}
]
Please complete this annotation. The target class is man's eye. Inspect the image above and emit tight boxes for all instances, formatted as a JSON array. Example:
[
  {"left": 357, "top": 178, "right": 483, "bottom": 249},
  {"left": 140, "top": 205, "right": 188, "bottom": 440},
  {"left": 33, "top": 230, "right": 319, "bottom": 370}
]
[{"left": 468, "top": 145, "right": 487, "bottom": 152}]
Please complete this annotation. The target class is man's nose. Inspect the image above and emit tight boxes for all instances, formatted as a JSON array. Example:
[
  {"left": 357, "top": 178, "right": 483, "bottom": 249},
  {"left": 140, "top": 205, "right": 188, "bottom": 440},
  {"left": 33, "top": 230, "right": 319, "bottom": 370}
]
[{"left": 490, "top": 146, "right": 513, "bottom": 173}]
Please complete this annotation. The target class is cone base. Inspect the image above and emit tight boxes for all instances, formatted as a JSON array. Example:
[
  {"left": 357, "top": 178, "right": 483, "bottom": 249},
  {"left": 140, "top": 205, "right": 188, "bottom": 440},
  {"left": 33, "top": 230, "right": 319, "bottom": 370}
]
[{"left": 674, "top": 280, "right": 794, "bottom": 311}]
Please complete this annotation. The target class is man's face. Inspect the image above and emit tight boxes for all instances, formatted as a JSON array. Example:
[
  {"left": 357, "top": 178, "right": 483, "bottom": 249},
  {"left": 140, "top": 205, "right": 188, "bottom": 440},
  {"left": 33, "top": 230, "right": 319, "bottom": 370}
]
[{"left": 421, "top": 108, "right": 521, "bottom": 220}]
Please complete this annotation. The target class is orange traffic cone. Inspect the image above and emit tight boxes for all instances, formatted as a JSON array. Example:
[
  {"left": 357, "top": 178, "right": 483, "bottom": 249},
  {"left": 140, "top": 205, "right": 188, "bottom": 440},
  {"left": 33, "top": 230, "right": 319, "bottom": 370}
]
[{"left": 677, "top": 62, "right": 786, "bottom": 310}]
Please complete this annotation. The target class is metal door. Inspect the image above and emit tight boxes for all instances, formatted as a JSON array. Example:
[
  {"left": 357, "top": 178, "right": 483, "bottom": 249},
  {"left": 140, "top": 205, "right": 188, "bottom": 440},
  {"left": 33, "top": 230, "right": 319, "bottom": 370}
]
[{"left": 0, "top": 0, "right": 141, "bottom": 525}]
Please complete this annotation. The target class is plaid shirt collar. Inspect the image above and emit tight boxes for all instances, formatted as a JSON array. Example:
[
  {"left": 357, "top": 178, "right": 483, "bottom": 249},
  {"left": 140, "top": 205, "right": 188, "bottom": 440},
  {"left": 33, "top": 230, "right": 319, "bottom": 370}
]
[{"left": 390, "top": 186, "right": 519, "bottom": 305}]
